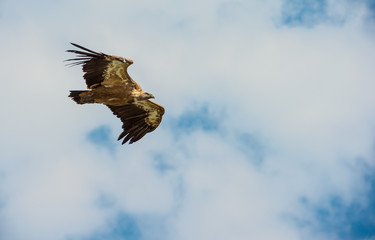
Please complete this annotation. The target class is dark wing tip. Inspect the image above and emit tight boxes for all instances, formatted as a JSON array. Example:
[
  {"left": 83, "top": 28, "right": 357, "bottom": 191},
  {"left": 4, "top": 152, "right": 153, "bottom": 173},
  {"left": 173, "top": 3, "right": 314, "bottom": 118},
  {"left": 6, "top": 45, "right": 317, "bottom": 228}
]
[
  {"left": 69, "top": 43, "right": 101, "bottom": 55},
  {"left": 65, "top": 43, "right": 108, "bottom": 72}
]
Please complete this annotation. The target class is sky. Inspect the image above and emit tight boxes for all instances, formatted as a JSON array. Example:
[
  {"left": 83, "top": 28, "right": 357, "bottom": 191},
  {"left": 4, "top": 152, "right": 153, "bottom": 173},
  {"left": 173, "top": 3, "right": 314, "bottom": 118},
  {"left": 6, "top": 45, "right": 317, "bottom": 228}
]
[{"left": 1, "top": 0, "right": 375, "bottom": 239}]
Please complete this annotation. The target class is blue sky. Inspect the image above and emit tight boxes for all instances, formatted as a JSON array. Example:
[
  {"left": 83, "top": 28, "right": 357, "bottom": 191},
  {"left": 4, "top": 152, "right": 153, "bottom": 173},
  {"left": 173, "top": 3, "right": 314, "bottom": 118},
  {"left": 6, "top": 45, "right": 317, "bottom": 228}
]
[{"left": 1, "top": 0, "right": 375, "bottom": 239}]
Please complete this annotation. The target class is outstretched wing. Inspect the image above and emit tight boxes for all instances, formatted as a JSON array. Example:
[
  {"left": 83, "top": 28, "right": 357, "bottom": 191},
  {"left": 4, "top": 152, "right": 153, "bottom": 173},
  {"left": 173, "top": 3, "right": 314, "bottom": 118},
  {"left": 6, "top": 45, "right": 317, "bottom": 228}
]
[
  {"left": 107, "top": 100, "right": 165, "bottom": 144},
  {"left": 66, "top": 43, "right": 141, "bottom": 90}
]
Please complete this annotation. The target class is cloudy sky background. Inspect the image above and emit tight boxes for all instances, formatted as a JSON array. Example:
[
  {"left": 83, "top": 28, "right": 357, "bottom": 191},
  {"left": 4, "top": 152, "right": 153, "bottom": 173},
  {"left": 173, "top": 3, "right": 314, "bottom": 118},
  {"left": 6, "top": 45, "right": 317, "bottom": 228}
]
[{"left": 1, "top": 0, "right": 375, "bottom": 239}]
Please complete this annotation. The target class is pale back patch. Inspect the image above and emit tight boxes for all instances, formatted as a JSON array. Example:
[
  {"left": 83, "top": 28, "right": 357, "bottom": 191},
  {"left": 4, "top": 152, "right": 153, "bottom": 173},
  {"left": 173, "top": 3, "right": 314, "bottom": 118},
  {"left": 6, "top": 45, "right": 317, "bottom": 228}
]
[{"left": 103, "top": 59, "right": 127, "bottom": 85}]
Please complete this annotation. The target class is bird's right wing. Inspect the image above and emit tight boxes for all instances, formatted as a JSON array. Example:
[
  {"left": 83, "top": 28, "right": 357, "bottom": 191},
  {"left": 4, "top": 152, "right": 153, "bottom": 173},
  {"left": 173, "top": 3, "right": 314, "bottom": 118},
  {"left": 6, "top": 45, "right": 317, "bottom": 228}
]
[{"left": 107, "top": 100, "right": 165, "bottom": 144}]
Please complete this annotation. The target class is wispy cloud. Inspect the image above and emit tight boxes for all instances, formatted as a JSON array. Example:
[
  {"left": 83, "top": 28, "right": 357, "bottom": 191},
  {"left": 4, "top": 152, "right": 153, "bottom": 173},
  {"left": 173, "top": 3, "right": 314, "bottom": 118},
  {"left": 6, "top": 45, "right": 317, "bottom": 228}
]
[
  {"left": 294, "top": 171, "right": 375, "bottom": 240},
  {"left": 171, "top": 103, "right": 223, "bottom": 133},
  {"left": 71, "top": 213, "right": 142, "bottom": 240},
  {"left": 86, "top": 125, "right": 116, "bottom": 153},
  {"left": 281, "top": 0, "right": 328, "bottom": 27}
]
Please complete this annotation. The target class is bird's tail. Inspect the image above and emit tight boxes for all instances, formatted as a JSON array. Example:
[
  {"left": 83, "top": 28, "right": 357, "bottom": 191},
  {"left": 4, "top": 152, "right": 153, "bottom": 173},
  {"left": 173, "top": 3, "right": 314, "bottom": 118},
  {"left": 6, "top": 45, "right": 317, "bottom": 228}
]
[{"left": 69, "top": 90, "right": 94, "bottom": 104}]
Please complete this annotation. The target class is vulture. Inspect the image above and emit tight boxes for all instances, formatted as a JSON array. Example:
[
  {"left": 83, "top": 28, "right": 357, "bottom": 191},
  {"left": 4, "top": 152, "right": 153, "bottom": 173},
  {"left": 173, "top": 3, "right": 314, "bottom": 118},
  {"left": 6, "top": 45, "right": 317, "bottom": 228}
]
[{"left": 66, "top": 43, "right": 164, "bottom": 144}]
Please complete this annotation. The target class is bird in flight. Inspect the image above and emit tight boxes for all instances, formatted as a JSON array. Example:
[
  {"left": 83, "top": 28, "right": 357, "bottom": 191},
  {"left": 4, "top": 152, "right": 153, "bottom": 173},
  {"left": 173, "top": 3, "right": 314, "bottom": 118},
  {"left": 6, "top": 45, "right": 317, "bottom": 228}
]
[{"left": 66, "top": 43, "right": 165, "bottom": 144}]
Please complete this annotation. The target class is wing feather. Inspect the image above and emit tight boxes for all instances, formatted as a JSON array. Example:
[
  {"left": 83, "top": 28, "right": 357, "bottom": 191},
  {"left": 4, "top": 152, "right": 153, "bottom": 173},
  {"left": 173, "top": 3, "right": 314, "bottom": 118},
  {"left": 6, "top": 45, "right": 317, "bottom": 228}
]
[
  {"left": 107, "top": 100, "right": 165, "bottom": 144},
  {"left": 130, "top": 127, "right": 150, "bottom": 144}
]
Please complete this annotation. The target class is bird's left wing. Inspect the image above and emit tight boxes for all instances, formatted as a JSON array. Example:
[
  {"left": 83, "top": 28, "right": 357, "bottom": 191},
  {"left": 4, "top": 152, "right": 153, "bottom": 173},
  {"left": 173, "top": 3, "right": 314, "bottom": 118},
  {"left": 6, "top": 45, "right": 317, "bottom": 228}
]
[
  {"left": 66, "top": 43, "right": 140, "bottom": 90},
  {"left": 107, "top": 100, "right": 165, "bottom": 144}
]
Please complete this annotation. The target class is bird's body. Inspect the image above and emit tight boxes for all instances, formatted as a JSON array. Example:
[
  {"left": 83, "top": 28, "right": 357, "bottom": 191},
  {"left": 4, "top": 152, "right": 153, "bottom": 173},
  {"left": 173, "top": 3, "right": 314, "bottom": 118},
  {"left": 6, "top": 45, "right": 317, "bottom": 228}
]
[
  {"left": 66, "top": 43, "right": 164, "bottom": 144},
  {"left": 70, "top": 86, "right": 138, "bottom": 106}
]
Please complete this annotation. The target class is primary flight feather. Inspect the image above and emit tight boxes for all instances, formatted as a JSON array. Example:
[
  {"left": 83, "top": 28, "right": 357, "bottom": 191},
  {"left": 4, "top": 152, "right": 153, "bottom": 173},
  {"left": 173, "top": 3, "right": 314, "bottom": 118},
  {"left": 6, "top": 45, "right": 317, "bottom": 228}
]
[{"left": 66, "top": 43, "right": 164, "bottom": 144}]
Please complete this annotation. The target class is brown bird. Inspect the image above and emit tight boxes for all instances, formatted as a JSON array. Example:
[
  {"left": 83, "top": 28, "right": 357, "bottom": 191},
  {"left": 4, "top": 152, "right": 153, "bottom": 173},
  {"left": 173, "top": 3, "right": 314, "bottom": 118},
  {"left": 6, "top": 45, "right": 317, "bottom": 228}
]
[{"left": 66, "top": 43, "right": 165, "bottom": 144}]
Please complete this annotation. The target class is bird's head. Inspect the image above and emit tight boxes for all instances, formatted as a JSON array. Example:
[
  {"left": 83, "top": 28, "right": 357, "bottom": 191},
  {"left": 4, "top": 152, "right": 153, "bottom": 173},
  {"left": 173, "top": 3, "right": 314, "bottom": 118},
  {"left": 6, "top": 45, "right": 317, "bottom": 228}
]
[{"left": 138, "top": 92, "right": 155, "bottom": 101}]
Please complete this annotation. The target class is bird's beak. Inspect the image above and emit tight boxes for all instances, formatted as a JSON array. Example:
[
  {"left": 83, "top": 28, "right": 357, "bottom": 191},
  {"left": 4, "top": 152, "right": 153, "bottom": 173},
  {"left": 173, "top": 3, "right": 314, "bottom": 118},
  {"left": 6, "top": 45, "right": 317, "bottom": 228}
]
[{"left": 150, "top": 94, "right": 155, "bottom": 99}]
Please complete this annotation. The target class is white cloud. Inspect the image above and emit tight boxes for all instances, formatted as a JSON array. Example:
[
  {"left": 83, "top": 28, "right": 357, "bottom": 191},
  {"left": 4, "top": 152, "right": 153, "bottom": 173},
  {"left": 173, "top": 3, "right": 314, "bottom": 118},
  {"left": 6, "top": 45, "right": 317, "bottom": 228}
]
[{"left": 0, "top": 0, "right": 375, "bottom": 239}]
